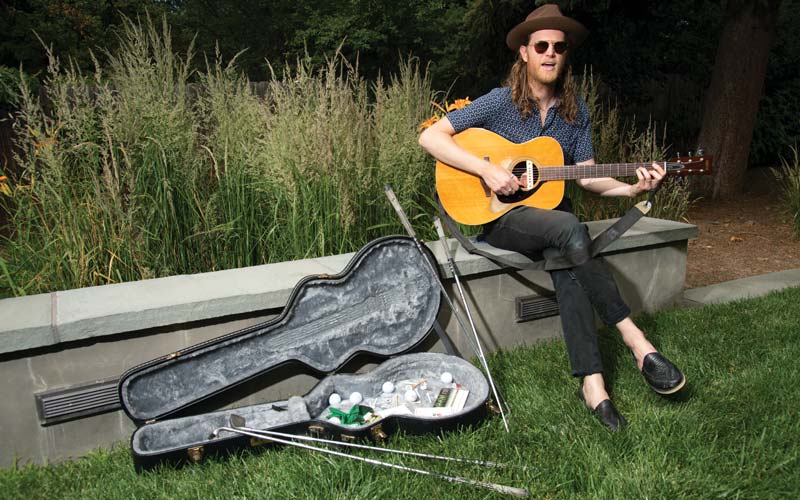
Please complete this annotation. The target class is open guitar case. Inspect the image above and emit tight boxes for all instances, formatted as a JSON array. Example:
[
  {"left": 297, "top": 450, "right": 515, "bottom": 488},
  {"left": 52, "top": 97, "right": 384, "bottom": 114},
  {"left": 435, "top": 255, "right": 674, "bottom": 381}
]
[{"left": 118, "top": 236, "right": 491, "bottom": 471}]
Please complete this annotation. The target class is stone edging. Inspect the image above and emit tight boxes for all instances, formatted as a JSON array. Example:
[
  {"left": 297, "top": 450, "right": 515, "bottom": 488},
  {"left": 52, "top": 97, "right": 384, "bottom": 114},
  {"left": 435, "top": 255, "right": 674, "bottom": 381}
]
[{"left": 0, "top": 217, "right": 697, "bottom": 355}]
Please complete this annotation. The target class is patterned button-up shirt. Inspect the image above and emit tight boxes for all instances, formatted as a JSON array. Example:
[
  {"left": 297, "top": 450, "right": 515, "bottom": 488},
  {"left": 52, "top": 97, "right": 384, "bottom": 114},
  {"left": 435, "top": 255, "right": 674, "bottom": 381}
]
[{"left": 446, "top": 87, "right": 594, "bottom": 165}]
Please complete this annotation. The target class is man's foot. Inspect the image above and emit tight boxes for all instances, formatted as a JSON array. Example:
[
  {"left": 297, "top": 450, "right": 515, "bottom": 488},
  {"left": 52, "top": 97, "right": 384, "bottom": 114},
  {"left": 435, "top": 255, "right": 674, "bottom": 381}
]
[
  {"left": 639, "top": 352, "right": 686, "bottom": 395},
  {"left": 578, "top": 375, "right": 627, "bottom": 432},
  {"left": 616, "top": 318, "right": 686, "bottom": 394},
  {"left": 577, "top": 390, "right": 628, "bottom": 432}
]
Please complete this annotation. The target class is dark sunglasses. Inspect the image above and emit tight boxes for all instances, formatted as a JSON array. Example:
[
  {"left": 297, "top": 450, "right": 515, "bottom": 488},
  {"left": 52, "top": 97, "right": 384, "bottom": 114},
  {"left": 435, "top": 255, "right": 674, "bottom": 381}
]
[{"left": 531, "top": 40, "right": 569, "bottom": 54}]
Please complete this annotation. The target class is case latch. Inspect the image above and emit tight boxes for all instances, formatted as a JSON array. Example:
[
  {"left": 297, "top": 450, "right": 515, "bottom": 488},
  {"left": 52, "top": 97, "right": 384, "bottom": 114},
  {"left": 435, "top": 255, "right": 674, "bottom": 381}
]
[
  {"left": 187, "top": 445, "right": 204, "bottom": 463},
  {"left": 340, "top": 434, "right": 357, "bottom": 443},
  {"left": 250, "top": 437, "right": 269, "bottom": 447},
  {"left": 308, "top": 424, "right": 326, "bottom": 438},
  {"left": 369, "top": 424, "right": 388, "bottom": 442},
  {"left": 485, "top": 400, "right": 501, "bottom": 415}
]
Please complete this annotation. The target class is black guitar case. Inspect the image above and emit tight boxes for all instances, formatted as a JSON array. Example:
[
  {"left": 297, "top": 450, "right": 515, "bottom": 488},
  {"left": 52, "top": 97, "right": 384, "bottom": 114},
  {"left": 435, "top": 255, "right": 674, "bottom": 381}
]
[{"left": 118, "top": 236, "right": 491, "bottom": 471}]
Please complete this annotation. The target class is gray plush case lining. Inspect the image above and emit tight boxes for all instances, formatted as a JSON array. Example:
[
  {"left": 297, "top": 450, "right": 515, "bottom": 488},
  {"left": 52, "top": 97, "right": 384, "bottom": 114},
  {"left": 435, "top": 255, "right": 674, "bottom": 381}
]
[
  {"left": 119, "top": 237, "right": 443, "bottom": 423},
  {"left": 131, "top": 352, "right": 489, "bottom": 456}
]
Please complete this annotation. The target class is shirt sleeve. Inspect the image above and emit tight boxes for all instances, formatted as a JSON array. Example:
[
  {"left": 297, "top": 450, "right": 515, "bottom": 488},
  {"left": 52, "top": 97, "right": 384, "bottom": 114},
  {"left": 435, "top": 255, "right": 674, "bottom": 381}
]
[
  {"left": 573, "top": 98, "right": 595, "bottom": 163},
  {"left": 445, "top": 88, "right": 505, "bottom": 133}
]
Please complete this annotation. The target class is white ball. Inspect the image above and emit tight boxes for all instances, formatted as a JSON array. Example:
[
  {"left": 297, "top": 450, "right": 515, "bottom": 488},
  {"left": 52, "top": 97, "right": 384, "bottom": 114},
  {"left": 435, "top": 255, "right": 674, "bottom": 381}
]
[
  {"left": 382, "top": 381, "right": 395, "bottom": 394},
  {"left": 328, "top": 393, "right": 342, "bottom": 406},
  {"left": 440, "top": 372, "right": 454, "bottom": 384},
  {"left": 349, "top": 391, "right": 363, "bottom": 404},
  {"left": 329, "top": 416, "right": 341, "bottom": 424},
  {"left": 404, "top": 389, "right": 419, "bottom": 402}
]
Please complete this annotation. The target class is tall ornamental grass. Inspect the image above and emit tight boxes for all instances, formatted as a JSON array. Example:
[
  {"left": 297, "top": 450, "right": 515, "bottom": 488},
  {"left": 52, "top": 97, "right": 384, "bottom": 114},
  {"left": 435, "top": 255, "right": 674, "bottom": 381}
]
[
  {"left": 0, "top": 16, "right": 692, "bottom": 299},
  {"left": 569, "top": 70, "right": 692, "bottom": 222},
  {"left": 772, "top": 145, "right": 800, "bottom": 235},
  {"left": 0, "top": 17, "right": 435, "bottom": 298}
]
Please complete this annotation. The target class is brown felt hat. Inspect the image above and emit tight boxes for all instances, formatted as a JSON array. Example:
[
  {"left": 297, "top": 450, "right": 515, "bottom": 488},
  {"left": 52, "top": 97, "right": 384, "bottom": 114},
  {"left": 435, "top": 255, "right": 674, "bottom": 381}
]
[{"left": 506, "top": 4, "right": 588, "bottom": 50}]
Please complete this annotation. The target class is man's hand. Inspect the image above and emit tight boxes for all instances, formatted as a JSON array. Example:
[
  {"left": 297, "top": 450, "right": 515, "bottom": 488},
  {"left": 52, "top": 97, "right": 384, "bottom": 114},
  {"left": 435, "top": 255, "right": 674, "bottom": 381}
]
[
  {"left": 630, "top": 162, "right": 666, "bottom": 197},
  {"left": 482, "top": 160, "right": 520, "bottom": 196}
]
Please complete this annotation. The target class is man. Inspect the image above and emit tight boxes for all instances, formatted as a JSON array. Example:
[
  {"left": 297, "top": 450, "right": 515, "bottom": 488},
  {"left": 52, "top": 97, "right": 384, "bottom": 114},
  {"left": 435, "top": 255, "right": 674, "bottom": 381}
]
[{"left": 418, "top": 4, "right": 685, "bottom": 431}]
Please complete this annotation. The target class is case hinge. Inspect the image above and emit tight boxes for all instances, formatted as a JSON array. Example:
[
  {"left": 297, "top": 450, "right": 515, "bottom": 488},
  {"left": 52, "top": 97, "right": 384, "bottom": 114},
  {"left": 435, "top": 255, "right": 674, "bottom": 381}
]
[
  {"left": 166, "top": 351, "right": 181, "bottom": 360},
  {"left": 340, "top": 434, "right": 357, "bottom": 443}
]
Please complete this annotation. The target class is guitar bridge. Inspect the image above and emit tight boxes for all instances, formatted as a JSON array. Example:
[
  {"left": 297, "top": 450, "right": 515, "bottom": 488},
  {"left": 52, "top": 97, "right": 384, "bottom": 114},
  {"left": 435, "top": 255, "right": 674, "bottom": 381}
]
[{"left": 525, "top": 160, "right": 534, "bottom": 189}]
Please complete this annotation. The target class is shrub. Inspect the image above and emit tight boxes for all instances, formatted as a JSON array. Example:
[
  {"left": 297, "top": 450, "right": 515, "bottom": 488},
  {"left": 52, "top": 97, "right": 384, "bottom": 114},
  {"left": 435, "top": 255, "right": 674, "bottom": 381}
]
[{"left": 772, "top": 145, "right": 800, "bottom": 235}]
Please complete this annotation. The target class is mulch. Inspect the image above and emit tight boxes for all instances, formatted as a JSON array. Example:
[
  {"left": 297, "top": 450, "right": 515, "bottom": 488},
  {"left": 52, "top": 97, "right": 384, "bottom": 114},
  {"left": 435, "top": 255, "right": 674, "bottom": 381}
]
[{"left": 684, "top": 168, "right": 800, "bottom": 288}]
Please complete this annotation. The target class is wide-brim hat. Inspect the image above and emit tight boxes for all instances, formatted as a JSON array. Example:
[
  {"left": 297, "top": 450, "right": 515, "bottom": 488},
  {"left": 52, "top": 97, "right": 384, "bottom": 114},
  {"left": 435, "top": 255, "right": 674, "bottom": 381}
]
[{"left": 506, "top": 4, "right": 588, "bottom": 50}]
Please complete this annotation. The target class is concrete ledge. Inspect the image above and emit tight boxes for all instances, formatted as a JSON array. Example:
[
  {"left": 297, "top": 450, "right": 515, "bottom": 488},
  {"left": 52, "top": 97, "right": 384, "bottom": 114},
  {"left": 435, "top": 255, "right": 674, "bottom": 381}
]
[
  {"left": 0, "top": 217, "right": 697, "bottom": 355},
  {"left": 433, "top": 216, "right": 698, "bottom": 277}
]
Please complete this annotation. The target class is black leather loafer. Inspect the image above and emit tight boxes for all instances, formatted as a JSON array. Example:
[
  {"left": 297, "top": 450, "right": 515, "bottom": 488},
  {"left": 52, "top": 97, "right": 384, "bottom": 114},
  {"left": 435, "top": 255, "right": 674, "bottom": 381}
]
[
  {"left": 640, "top": 352, "right": 686, "bottom": 395},
  {"left": 577, "top": 391, "right": 628, "bottom": 432}
]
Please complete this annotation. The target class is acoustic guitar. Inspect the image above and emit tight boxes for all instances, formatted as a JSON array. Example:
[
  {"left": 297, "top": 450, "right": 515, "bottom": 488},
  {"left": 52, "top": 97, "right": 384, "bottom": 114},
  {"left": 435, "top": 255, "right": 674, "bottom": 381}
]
[{"left": 436, "top": 128, "right": 713, "bottom": 225}]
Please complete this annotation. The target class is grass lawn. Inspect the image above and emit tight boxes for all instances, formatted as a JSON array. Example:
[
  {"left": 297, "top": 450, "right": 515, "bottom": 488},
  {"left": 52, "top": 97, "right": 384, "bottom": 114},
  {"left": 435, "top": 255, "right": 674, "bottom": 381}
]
[{"left": 2, "top": 287, "right": 799, "bottom": 499}]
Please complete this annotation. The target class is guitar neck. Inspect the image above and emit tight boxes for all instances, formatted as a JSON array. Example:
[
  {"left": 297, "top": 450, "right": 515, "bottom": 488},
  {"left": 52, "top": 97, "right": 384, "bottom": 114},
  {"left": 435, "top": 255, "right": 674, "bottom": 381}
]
[{"left": 539, "top": 163, "right": 654, "bottom": 181}]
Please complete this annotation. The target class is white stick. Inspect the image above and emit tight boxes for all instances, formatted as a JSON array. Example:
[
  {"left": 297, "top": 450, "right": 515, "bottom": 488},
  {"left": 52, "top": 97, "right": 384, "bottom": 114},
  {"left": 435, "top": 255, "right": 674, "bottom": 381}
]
[
  {"left": 213, "top": 424, "right": 529, "bottom": 498},
  {"left": 218, "top": 418, "right": 505, "bottom": 468}
]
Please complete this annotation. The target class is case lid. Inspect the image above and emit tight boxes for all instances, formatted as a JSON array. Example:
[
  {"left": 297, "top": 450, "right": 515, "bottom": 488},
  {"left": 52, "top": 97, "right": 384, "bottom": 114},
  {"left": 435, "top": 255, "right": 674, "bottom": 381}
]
[{"left": 118, "top": 236, "right": 442, "bottom": 423}]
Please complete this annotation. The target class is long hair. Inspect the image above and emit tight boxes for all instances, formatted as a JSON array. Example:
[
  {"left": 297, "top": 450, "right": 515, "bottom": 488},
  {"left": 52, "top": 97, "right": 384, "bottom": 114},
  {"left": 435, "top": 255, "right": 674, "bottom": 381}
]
[{"left": 504, "top": 57, "right": 579, "bottom": 124}]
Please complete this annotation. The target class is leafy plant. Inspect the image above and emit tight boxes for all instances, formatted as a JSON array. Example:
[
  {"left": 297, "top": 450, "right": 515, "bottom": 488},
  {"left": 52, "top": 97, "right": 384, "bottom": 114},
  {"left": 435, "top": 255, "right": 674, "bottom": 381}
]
[{"left": 772, "top": 145, "right": 800, "bottom": 235}]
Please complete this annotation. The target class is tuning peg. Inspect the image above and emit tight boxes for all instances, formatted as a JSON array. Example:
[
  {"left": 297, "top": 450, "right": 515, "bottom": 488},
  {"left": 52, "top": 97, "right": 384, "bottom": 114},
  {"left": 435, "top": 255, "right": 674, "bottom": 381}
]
[
  {"left": 687, "top": 150, "right": 693, "bottom": 157},
  {"left": 696, "top": 148, "right": 705, "bottom": 155}
]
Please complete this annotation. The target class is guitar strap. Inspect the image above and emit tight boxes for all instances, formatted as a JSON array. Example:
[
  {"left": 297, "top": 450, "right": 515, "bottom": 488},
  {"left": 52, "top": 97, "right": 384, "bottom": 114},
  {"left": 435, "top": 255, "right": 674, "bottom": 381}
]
[{"left": 436, "top": 195, "right": 652, "bottom": 272}]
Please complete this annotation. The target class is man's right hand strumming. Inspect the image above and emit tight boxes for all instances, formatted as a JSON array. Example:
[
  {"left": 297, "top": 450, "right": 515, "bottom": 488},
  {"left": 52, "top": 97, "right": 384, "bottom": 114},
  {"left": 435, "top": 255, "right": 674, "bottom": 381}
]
[{"left": 480, "top": 161, "right": 521, "bottom": 196}]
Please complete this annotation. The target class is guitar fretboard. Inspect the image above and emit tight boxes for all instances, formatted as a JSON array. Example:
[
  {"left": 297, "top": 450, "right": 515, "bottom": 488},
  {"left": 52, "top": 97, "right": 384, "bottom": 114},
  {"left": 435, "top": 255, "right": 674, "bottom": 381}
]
[{"left": 538, "top": 163, "right": 655, "bottom": 181}]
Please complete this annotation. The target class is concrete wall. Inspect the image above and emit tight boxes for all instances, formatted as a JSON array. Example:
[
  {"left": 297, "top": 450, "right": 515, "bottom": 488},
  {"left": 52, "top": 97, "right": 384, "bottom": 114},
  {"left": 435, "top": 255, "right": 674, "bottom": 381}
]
[{"left": 0, "top": 217, "right": 697, "bottom": 467}]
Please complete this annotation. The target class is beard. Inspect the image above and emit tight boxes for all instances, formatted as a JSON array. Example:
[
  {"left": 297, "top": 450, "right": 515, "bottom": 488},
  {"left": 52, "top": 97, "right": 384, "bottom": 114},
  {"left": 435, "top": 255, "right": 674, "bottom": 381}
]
[{"left": 528, "top": 59, "right": 564, "bottom": 87}]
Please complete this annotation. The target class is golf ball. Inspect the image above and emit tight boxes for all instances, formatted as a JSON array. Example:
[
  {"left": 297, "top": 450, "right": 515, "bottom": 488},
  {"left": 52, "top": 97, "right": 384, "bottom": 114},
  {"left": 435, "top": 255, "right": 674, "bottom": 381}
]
[
  {"left": 382, "top": 381, "right": 395, "bottom": 394},
  {"left": 328, "top": 393, "right": 342, "bottom": 406},
  {"left": 349, "top": 391, "right": 363, "bottom": 404},
  {"left": 404, "top": 389, "right": 419, "bottom": 402},
  {"left": 441, "top": 372, "right": 453, "bottom": 384}
]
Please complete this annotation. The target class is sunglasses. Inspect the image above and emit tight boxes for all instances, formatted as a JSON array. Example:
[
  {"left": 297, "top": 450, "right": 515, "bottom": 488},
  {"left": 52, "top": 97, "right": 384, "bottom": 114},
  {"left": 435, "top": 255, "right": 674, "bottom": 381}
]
[{"left": 530, "top": 40, "right": 569, "bottom": 55}]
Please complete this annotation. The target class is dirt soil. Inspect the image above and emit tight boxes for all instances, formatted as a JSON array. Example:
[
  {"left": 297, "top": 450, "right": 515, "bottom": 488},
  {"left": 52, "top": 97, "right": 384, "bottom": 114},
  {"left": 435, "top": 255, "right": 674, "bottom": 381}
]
[{"left": 684, "top": 168, "right": 800, "bottom": 289}]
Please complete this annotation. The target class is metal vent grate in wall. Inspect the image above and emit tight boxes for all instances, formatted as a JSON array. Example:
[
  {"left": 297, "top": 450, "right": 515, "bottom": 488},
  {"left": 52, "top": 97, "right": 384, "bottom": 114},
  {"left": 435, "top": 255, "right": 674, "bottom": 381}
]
[
  {"left": 515, "top": 294, "right": 559, "bottom": 322},
  {"left": 34, "top": 378, "right": 121, "bottom": 426}
]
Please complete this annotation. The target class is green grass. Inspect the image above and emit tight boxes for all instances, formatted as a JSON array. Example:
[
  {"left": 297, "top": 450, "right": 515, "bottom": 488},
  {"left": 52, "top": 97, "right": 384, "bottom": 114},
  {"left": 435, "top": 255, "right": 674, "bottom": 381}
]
[{"left": 3, "top": 287, "right": 799, "bottom": 499}]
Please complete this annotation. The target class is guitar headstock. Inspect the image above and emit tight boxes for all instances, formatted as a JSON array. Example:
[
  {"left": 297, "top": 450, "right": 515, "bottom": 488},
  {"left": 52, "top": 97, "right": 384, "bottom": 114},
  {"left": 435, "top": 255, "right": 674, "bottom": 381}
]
[{"left": 664, "top": 153, "right": 714, "bottom": 176}]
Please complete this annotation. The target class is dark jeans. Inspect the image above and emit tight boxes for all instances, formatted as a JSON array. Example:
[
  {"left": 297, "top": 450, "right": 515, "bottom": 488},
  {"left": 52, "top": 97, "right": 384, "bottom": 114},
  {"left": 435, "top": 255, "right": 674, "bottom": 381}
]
[{"left": 483, "top": 206, "right": 631, "bottom": 377}]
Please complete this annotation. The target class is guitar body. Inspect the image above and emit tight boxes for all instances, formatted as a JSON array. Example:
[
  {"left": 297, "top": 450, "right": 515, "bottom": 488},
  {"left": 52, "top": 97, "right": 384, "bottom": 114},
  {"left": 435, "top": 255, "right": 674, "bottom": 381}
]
[
  {"left": 435, "top": 128, "right": 713, "bottom": 226},
  {"left": 436, "top": 128, "right": 567, "bottom": 225}
]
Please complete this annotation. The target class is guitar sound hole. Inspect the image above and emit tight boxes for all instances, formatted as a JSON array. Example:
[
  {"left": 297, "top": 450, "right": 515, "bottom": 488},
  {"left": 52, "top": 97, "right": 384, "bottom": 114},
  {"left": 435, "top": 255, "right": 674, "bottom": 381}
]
[{"left": 497, "top": 161, "right": 539, "bottom": 203}]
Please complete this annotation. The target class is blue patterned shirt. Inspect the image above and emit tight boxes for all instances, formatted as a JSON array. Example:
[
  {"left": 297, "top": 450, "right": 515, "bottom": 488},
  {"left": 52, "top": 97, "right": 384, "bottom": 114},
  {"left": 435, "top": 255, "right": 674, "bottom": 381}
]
[{"left": 446, "top": 87, "right": 594, "bottom": 165}]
